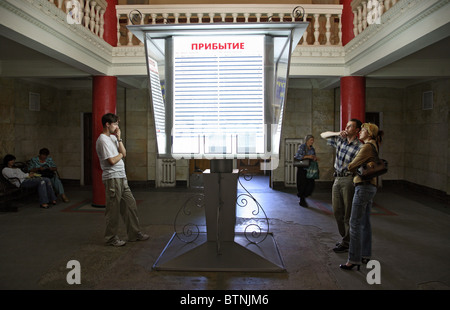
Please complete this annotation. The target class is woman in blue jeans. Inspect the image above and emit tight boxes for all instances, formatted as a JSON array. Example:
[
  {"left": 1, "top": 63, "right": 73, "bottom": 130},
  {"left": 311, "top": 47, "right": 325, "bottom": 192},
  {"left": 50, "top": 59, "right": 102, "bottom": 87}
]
[
  {"left": 2, "top": 154, "right": 57, "bottom": 209},
  {"left": 340, "top": 123, "right": 383, "bottom": 270}
]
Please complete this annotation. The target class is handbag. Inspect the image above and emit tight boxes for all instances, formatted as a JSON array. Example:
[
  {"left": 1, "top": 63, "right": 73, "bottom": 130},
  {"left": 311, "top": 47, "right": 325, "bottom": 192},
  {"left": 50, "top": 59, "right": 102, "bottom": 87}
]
[
  {"left": 293, "top": 158, "right": 310, "bottom": 168},
  {"left": 40, "top": 169, "right": 55, "bottom": 178},
  {"left": 357, "top": 144, "right": 388, "bottom": 180},
  {"left": 306, "top": 161, "right": 319, "bottom": 179}
]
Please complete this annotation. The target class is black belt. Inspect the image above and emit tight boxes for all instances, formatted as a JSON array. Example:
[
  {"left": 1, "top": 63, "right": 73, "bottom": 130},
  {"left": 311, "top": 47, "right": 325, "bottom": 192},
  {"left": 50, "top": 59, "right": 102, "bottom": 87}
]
[
  {"left": 334, "top": 171, "right": 351, "bottom": 177},
  {"left": 354, "top": 181, "right": 375, "bottom": 187}
]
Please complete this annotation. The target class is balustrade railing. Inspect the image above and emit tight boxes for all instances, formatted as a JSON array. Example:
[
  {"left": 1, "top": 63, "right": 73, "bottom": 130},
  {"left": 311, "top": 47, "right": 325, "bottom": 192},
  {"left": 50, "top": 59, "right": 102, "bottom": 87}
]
[
  {"left": 115, "top": 4, "right": 343, "bottom": 47},
  {"left": 48, "top": 0, "right": 107, "bottom": 39},
  {"left": 351, "top": 0, "right": 398, "bottom": 36},
  {"left": 43, "top": 1, "right": 404, "bottom": 51}
]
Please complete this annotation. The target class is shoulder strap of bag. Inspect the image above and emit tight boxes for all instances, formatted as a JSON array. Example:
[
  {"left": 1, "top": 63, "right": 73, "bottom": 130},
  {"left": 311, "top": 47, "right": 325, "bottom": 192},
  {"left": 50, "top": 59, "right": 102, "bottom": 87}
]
[
  {"left": 368, "top": 143, "right": 383, "bottom": 175},
  {"left": 368, "top": 142, "right": 379, "bottom": 159}
]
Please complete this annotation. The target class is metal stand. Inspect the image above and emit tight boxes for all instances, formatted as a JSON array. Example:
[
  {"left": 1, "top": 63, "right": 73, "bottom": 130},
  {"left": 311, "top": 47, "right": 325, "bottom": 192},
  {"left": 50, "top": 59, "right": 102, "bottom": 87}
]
[{"left": 153, "top": 160, "right": 285, "bottom": 272}]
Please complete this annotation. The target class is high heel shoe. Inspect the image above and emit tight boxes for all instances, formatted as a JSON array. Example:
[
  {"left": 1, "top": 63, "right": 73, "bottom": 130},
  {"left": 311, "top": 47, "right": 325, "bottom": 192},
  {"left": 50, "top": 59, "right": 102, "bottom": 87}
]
[{"left": 339, "top": 263, "right": 360, "bottom": 271}]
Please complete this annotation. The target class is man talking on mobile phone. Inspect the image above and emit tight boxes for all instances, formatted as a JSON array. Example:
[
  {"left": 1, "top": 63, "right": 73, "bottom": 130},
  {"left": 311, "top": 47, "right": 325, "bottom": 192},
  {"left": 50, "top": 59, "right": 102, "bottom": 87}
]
[{"left": 95, "top": 113, "right": 149, "bottom": 247}]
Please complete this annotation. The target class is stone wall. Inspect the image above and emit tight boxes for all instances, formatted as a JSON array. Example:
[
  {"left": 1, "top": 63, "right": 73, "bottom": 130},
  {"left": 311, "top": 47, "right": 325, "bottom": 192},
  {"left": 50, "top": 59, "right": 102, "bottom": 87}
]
[
  {"left": 403, "top": 79, "right": 449, "bottom": 193},
  {"left": 273, "top": 78, "right": 449, "bottom": 196},
  {"left": 272, "top": 79, "right": 336, "bottom": 185},
  {"left": 365, "top": 87, "right": 404, "bottom": 181},
  {"left": 1, "top": 77, "right": 448, "bottom": 195},
  {"left": 0, "top": 78, "right": 91, "bottom": 180},
  {"left": 0, "top": 79, "right": 15, "bottom": 157},
  {"left": 122, "top": 88, "right": 151, "bottom": 181}
]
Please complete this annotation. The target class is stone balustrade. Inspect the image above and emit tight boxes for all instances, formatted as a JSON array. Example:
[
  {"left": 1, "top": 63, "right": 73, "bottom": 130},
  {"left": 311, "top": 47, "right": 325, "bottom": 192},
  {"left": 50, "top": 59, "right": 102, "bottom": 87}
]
[
  {"left": 351, "top": 0, "right": 398, "bottom": 36},
  {"left": 115, "top": 4, "right": 343, "bottom": 47},
  {"left": 42, "top": 1, "right": 404, "bottom": 49},
  {"left": 47, "top": 0, "right": 108, "bottom": 39}
]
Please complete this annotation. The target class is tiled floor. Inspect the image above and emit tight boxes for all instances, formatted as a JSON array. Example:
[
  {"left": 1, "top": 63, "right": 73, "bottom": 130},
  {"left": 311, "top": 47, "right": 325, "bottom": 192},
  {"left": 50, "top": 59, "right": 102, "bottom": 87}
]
[{"left": 0, "top": 176, "right": 449, "bottom": 292}]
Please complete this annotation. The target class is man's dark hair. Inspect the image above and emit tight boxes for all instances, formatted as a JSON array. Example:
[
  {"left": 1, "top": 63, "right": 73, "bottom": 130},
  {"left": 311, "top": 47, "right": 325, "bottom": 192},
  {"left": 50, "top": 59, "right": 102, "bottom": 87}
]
[
  {"left": 350, "top": 118, "right": 362, "bottom": 130},
  {"left": 101, "top": 113, "right": 120, "bottom": 128}
]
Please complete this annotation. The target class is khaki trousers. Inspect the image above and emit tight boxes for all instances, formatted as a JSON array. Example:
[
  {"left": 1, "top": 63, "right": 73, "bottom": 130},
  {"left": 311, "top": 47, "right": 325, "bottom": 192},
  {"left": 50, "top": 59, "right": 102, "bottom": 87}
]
[
  {"left": 103, "top": 178, "right": 141, "bottom": 243},
  {"left": 331, "top": 175, "right": 355, "bottom": 247}
]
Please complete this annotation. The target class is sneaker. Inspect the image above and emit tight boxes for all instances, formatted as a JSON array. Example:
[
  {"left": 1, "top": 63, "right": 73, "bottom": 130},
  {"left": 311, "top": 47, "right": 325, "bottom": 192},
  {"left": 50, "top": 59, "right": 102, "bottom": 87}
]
[
  {"left": 108, "top": 239, "right": 126, "bottom": 247},
  {"left": 333, "top": 243, "right": 349, "bottom": 253},
  {"left": 135, "top": 232, "right": 149, "bottom": 241}
]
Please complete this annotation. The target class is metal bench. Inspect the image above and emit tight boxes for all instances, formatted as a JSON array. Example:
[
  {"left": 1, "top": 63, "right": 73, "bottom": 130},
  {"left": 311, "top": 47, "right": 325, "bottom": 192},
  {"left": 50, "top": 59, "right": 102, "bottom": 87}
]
[{"left": 0, "top": 162, "right": 36, "bottom": 212}]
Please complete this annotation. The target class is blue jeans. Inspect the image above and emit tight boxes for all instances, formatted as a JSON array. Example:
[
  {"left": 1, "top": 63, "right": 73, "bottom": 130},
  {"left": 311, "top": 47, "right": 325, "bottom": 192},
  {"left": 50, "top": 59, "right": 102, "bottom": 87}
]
[
  {"left": 348, "top": 184, "right": 377, "bottom": 265},
  {"left": 21, "top": 177, "right": 57, "bottom": 205},
  {"left": 49, "top": 175, "right": 65, "bottom": 195}
]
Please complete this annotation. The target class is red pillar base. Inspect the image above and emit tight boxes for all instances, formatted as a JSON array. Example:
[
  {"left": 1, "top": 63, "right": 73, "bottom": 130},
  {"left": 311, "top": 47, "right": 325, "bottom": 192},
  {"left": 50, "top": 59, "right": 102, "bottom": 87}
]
[
  {"left": 92, "top": 76, "right": 117, "bottom": 207},
  {"left": 340, "top": 76, "right": 365, "bottom": 130}
]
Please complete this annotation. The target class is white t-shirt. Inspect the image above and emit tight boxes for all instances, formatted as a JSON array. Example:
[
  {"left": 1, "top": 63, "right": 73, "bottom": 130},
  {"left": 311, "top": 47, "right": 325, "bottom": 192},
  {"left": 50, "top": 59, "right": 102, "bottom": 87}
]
[{"left": 95, "top": 133, "right": 126, "bottom": 180}]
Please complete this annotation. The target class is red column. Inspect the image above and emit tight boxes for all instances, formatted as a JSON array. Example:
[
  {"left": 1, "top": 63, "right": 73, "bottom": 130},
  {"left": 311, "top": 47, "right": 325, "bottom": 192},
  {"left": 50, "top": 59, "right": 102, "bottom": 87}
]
[
  {"left": 340, "top": 0, "right": 355, "bottom": 46},
  {"left": 91, "top": 0, "right": 118, "bottom": 207},
  {"left": 340, "top": 76, "right": 365, "bottom": 130},
  {"left": 92, "top": 77, "right": 117, "bottom": 207},
  {"left": 103, "top": 0, "right": 118, "bottom": 47}
]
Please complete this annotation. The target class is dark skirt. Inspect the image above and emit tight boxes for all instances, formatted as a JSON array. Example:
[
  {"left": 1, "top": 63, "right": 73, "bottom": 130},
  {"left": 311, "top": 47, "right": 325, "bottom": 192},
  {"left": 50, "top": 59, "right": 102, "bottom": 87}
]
[{"left": 296, "top": 167, "right": 315, "bottom": 198}]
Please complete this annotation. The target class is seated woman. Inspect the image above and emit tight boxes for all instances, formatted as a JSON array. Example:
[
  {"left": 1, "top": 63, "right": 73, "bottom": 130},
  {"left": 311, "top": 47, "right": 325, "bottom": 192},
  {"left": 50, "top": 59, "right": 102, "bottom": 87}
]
[
  {"left": 28, "top": 148, "right": 69, "bottom": 202},
  {"left": 2, "top": 154, "right": 57, "bottom": 209}
]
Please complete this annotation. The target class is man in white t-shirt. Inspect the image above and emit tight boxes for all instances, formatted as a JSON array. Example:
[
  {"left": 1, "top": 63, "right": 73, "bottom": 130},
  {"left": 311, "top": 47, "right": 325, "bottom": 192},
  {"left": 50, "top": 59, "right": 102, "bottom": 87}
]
[{"left": 95, "top": 113, "right": 149, "bottom": 247}]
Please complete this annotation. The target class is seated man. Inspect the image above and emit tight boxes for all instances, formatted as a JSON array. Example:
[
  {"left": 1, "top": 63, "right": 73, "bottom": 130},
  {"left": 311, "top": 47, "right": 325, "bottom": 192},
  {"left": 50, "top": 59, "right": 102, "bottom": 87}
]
[
  {"left": 29, "top": 148, "right": 69, "bottom": 202},
  {"left": 2, "top": 154, "right": 57, "bottom": 209}
]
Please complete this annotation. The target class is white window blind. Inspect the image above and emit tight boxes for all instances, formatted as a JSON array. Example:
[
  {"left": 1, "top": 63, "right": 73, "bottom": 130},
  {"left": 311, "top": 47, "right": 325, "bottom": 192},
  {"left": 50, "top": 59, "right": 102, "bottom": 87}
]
[
  {"left": 172, "top": 35, "right": 265, "bottom": 155},
  {"left": 148, "top": 57, "right": 166, "bottom": 153}
]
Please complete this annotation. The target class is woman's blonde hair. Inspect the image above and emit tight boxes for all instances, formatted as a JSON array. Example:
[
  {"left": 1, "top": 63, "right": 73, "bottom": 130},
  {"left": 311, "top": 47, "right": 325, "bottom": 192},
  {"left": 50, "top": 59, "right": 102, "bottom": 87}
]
[
  {"left": 362, "top": 123, "right": 378, "bottom": 139},
  {"left": 362, "top": 123, "right": 384, "bottom": 145}
]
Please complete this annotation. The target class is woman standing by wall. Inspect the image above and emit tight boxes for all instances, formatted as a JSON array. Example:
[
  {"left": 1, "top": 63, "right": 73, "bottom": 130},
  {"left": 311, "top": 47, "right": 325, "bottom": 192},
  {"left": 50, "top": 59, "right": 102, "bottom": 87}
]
[{"left": 294, "top": 135, "right": 317, "bottom": 207}]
